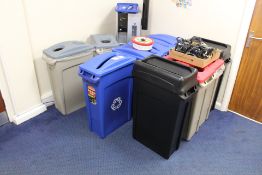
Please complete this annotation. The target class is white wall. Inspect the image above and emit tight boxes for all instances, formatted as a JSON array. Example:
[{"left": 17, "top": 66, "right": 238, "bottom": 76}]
[
  {"left": 148, "top": 0, "right": 248, "bottom": 107},
  {"left": 149, "top": 0, "right": 247, "bottom": 52},
  {"left": 23, "top": 0, "right": 141, "bottom": 99},
  {"left": 0, "top": 0, "right": 141, "bottom": 124},
  {"left": 0, "top": 0, "right": 251, "bottom": 124},
  {"left": 25, "top": 0, "right": 248, "bottom": 106},
  {"left": 0, "top": 0, "right": 46, "bottom": 124}
]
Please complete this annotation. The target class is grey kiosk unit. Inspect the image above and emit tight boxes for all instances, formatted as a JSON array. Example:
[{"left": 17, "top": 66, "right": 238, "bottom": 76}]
[
  {"left": 43, "top": 41, "right": 94, "bottom": 115},
  {"left": 115, "top": 3, "right": 141, "bottom": 44}
]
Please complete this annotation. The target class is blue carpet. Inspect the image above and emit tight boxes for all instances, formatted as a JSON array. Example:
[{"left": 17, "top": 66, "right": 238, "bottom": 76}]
[{"left": 0, "top": 106, "right": 261, "bottom": 175}]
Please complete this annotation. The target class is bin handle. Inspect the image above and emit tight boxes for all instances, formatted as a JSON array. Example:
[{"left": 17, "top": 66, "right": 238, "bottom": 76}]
[
  {"left": 213, "top": 65, "right": 225, "bottom": 79},
  {"left": 185, "top": 86, "right": 198, "bottom": 98},
  {"left": 79, "top": 70, "right": 100, "bottom": 84},
  {"left": 199, "top": 65, "right": 225, "bottom": 87},
  {"left": 199, "top": 75, "right": 215, "bottom": 88}
]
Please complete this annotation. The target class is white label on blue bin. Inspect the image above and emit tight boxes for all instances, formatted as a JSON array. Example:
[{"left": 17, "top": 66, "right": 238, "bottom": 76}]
[
  {"left": 111, "top": 56, "right": 124, "bottom": 60},
  {"left": 111, "top": 97, "right": 122, "bottom": 111}
]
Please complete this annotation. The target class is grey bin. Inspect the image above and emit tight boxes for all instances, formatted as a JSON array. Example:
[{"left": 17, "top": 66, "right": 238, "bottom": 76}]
[
  {"left": 183, "top": 65, "right": 225, "bottom": 141},
  {"left": 43, "top": 41, "right": 94, "bottom": 115},
  {"left": 90, "top": 34, "right": 119, "bottom": 55}
]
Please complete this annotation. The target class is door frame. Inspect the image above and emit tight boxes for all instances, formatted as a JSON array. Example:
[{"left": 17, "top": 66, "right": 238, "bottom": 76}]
[
  {"left": 0, "top": 55, "right": 16, "bottom": 122},
  {"left": 220, "top": 0, "right": 257, "bottom": 111}
]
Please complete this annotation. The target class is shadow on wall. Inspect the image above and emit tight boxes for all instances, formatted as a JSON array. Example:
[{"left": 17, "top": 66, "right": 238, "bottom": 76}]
[
  {"left": 33, "top": 58, "right": 51, "bottom": 98},
  {"left": 99, "top": 7, "right": 116, "bottom": 34},
  {"left": 87, "top": 7, "right": 117, "bottom": 42}
]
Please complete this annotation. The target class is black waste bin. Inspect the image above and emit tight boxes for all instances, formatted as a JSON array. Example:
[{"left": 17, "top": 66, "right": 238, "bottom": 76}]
[{"left": 132, "top": 56, "right": 198, "bottom": 159}]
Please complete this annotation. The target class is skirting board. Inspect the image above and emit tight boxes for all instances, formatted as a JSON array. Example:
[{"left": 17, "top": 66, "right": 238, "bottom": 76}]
[
  {"left": 215, "top": 102, "right": 223, "bottom": 111},
  {"left": 13, "top": 104, "right": 47, "bottom": 125}
]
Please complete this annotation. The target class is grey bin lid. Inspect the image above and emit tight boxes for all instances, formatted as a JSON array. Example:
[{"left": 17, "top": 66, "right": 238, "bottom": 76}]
[
  {"left": 43, "top": 41, "right": 94, "bottom": 59},
  {"left": 91, "top": 35, "right": 119, "bottom": 49}
]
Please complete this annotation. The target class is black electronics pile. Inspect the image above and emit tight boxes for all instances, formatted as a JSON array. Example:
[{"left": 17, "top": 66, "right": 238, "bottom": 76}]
[{"left": 175, "top": 37, "right": 215, "bottom": 59}]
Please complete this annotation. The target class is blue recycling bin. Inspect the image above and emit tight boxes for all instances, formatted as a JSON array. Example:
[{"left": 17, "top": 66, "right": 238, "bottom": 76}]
[
  {"left": 113, "top": 34, "right": 177, "bottom": 59},
  {"left": 148, "top": 34, "right": 177, "bottom": 49},
  {"left": 127, "top": 41, "right": 170, "bottom": 57},
  {"left": 149, "top": 42, "right": 171, "bottom": 56},
  {"left": 79, "top": 52, "right": 136, "bottom": 138},
  {"left": 113, "top": 42, "right": 169, "bottom": 59},
  {"left": 112, "top": 44, "right": 152, "bottom": 60}
]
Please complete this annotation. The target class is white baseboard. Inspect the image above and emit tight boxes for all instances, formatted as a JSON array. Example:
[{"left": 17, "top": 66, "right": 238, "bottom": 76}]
[
  {"left": 41, "top": 91, "right": 54, "bottom": 107},
  {"left": 215, "top": 102, "right": 228, "bottom": 112},
  {"left": 13, "top": 103, "right": 47, "bottom": 125},
  {"left": 215, "top": 102, "right": 223, "bottom": 111}
]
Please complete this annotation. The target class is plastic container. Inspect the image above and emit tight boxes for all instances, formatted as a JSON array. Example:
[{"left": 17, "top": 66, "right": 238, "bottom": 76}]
[
  {"left": 90, "top": 34, "right": 119, "bottom": 55},
  {"left": 149, "top": 42, "right": 171, "bottom": 56},
  {"left": 182, "top": 59, "right": 225, "bottom": 140},
  {"left": 79, "top": 52, "right": 136, "bottom": 138},
  {"left": 43, "top": 41, "right": 94, "bottom": 115},
  {"left": 113, "top": 44, "right": 152, "bottom": 60},
  {"left": 148, "top": 34, "right": 177, "bottom": 49},
  {"left": 197, "top": 37, "right": 231, "bottom": 110},
  {"left": 113, "top": 40, "right": 170, "bottom": 59},
  {"left": 132, "top": 56, "right": 198, "bottom": 159},
  {"left": 131, "top": 36, "right": 154, "bottom": 51}
]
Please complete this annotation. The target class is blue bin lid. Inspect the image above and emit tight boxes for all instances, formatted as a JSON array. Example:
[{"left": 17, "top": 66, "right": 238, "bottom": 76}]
[
  {"left": 150, "top": 38, "right": 173, "bottom": 48},
  {"left": 43, "top": 41, "right": 94, "bottom": 59},
  {"left": 126, "top": 42, "right": 170, "bottom": 57},
  {"left": 148, "top": 34, "right": 177, "bottom": 46},
  {"left": 149, "top": 42, "right": 170, "bottom": 56},
  {"left": 115, "top": 3, "right": 139, "bottom": 13},
  {"left": 79, "top": 52, "right": 135, "bottom": 77},
  {"left": 113, "top": 41, "right": 170, "bottom": 58},
  {"left": 112, "top": 44, "right": 152, "bottom": 60}
]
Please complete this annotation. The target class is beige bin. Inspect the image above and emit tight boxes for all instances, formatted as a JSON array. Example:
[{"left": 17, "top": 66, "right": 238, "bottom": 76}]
[
  {"left": 89, "top": 34, "right": 119, "bottom": 55},
  {"left": 183, "top": 64, "right": 225, "bottom": 141},
  {"left": 43, "top": 41, "right": 94, "bottom": 115}
]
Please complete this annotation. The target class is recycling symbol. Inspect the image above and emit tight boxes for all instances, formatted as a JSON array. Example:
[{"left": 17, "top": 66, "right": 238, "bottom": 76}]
[{"left": 111, "top": 97, "right": 122, "bottom": 111}]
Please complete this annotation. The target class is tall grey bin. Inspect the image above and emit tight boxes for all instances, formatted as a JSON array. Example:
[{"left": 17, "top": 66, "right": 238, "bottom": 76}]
[
  {"left": 183, "top": 64, "right": 225, "bottom": 141},
  {"left": 43, "top": 41, "right": 94, "bottom": 115},
  {"left": 90, "top": 34, "right": 119, "bottom": 55}
]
